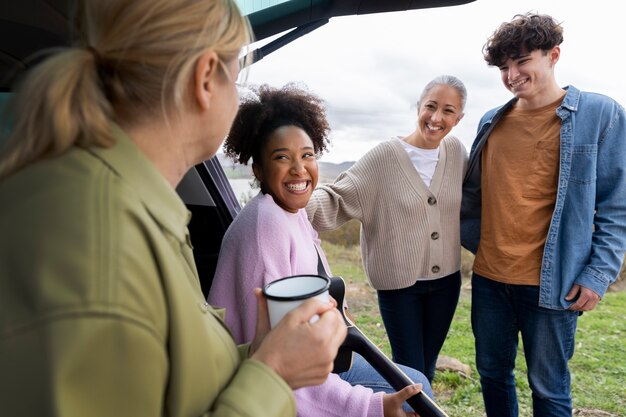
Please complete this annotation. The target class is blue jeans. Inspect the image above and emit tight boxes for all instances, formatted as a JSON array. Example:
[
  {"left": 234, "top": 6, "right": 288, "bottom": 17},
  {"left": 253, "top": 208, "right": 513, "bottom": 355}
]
[
  {"left": 339, "top": 353, "right": 433, "bottom": 412},
  {"left": 471, "top": 273, "right": 579, "bottom": 417},
  {"left": 377, "top": 271, "right": 461, "bottom": 381}
]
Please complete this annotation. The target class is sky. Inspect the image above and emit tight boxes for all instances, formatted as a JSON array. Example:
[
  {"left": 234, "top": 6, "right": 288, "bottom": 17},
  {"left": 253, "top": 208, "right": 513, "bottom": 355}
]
[{"left": 238, "top": 0, "right": 625, "bottom": 163}]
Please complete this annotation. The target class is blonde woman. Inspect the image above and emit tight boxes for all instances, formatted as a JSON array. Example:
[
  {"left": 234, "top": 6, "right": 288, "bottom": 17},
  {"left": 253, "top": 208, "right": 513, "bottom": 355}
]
[{"left": 0, "top": 1, "right": 345, "bottom": 416}]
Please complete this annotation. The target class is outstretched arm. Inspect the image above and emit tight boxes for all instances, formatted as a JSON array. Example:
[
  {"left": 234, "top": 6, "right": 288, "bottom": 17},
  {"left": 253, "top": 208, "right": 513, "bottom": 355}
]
[{"left": 306, "top": 172, "right": 364, "bottom": 232}]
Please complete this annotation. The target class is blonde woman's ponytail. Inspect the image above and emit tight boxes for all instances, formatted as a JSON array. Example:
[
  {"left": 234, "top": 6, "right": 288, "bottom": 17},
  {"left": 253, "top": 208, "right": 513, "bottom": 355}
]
[
  {"left": 0, "top": 0, "right": 251, "bottom": 181},
  {"left": 0, "top": 48, "right": 113, "bottom": 180}
]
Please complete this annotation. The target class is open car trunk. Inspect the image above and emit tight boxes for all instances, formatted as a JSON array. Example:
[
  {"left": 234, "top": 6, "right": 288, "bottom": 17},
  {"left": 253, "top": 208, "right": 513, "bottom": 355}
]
[{"left": 0, "top": 0, "right": 476, "bottom": 297}]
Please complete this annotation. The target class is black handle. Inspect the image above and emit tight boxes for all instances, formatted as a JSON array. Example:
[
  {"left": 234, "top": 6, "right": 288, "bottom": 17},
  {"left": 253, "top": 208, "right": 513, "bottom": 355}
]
[
  {"left": 329, "top": 276, "right": 448, "bottom": 417},
  {"left": 344, "top": 328, "right": 448, "bottom": 417}
]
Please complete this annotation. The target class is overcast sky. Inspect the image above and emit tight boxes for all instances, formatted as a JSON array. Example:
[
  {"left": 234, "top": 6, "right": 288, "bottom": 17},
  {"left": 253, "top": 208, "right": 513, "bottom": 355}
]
[{"left": 238, "top": 0, "right": 625, "bottom": 163}]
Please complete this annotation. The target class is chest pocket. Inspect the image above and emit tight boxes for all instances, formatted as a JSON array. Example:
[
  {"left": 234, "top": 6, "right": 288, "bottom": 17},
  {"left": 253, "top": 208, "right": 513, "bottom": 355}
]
[
  {"left": 570, "top": 144, "right": 598, "bottom": 184},
  {"left": 522, "top": 140, "right": 560, "bottom": 199}
]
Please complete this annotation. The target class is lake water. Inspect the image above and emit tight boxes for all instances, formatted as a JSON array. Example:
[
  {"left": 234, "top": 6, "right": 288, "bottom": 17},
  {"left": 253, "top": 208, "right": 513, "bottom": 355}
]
[{"left": 228, "top": 178, "right": 258, "bottom": 205}]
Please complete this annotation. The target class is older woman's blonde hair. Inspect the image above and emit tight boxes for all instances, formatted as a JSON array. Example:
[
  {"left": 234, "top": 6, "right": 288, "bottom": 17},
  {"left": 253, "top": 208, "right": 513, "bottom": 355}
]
[{"left": 0, "top": 0, "right": 251, "bottom": 179}]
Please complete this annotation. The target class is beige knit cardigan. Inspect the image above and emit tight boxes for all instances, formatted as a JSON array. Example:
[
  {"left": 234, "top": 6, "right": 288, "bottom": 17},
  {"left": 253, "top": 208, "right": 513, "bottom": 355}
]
[{"left": 306, "top": 137, "right": 467, "bottom": 290}]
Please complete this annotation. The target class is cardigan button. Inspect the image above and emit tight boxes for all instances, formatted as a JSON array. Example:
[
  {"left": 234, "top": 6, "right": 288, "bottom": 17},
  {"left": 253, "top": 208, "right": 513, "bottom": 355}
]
[
  {"left": 427, "top": 196, "right": 437, "bottom": 205},
  {"left": 431, "top": 232, "right": 439, "bottom": 240},
  {"left": 431, "top": 265, "right": 440, "bottom": 273}
]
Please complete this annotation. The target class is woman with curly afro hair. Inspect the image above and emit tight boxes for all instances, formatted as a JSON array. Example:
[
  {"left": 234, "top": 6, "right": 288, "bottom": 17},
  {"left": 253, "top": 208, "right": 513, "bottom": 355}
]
[
  {"left": 224, "top": 83, "right": 330, "bottom": 169},
  {"left": 209, "top": 84, "right": 432, "bottom": 417}
]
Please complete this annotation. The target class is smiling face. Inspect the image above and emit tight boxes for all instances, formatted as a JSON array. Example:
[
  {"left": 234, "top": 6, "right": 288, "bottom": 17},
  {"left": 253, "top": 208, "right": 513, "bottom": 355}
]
[
  {"left": 253, "top": 125, "right": 318, "bottom": 213},
  {"left": 415, "top": 84, "right": 464, "bottom": 149},
  {"left": 498, "top": 47, "right": 559, "bottom": 107}
]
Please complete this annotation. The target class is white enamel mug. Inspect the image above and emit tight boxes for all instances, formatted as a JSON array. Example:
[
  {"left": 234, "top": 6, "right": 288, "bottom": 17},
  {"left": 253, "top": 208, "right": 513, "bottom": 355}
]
[{"left": 262, "top": 274, "right": 331, "bottom": 328}]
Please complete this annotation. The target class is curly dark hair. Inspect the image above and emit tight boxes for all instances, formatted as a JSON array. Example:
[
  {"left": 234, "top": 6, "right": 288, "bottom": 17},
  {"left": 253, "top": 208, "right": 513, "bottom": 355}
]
[
  {"left": 483, "top": 13, "right": 563, "bottom": 67},
  {"left": 223, "top": 83, "right": 330, "bottom": 166}
]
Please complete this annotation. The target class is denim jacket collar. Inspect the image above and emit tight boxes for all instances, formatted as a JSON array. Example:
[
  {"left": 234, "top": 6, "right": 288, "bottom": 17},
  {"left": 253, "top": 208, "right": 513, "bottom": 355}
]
[{"left": 559, "top": 85, "right": 580, "bottom": 112}]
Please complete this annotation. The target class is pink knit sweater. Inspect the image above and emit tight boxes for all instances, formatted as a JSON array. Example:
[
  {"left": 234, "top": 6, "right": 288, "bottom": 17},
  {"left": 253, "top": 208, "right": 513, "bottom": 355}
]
[{"left": 208, "top": 192, "right": 384, "bottom": 417}]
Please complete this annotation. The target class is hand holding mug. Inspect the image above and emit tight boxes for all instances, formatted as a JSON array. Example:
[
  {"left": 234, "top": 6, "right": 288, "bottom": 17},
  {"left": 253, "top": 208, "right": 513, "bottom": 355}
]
[
  {"left": 251, "top": 275, "right": 347, "bottom": 389},
  {"left": 263, "top": 275, "right": 331, "bottom": 327}
]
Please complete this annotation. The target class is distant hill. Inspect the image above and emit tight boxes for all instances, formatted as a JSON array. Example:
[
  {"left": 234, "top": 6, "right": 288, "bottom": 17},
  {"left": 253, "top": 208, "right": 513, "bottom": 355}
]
[
  {"left": 318, "top": 161, "right": 354, "bottom": 182},
  {"left": 216, "top": 153, "right": 354, "bottom": 183}
]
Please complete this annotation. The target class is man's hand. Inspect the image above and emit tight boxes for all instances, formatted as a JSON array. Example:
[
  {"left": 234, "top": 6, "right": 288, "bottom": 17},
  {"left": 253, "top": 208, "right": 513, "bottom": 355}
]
[{"left": 565, "top": 284, "right": 601, "bottom": 311}]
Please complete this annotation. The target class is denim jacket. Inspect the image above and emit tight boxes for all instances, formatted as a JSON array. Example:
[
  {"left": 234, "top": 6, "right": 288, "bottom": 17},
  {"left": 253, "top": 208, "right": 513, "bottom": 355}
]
[{"left": 461, "top": 85, "right": 626, "bottom": 309}]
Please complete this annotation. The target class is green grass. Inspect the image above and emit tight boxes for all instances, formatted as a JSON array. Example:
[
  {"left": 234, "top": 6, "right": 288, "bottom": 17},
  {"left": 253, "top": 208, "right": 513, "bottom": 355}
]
[{"left": 321, "top": 241, "right": 626, "bottom": 417}]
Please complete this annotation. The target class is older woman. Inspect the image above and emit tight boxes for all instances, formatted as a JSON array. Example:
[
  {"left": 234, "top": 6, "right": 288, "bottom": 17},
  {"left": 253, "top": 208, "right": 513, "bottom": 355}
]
[
  {"left": 0, "top": 1, "right": 346, "bottom": 416},
  {"left": 307, "top": 75, "right": 468, "bottom": 383}
]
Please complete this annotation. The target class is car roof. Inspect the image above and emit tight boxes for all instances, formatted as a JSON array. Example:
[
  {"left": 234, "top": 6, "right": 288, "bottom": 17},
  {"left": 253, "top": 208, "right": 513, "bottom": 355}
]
[{"left": 0, "top": 0, "right": 475, "bottom": 91}]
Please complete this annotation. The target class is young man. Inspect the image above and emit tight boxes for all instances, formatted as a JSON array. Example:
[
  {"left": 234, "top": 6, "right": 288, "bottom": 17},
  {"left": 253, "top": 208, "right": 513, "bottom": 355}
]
[{"left": 461, "top": 13, "right": 626, "bottom": 417}]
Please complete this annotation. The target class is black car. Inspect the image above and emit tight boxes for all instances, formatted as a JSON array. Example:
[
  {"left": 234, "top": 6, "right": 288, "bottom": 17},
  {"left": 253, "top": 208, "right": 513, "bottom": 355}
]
[{"left": 0, "top": 0, "right": 475, "bottom": 297}]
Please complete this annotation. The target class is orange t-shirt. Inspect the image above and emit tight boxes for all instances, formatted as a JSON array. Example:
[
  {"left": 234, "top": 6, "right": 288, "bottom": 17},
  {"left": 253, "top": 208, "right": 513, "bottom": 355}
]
[{"left": 473, "top": 97, "right": 563, "bottom": 285}]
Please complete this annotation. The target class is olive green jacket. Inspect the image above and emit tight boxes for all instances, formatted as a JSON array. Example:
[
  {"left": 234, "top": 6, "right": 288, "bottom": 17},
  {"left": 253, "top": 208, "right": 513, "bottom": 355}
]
[{"left": 0, "top": 126, "right": 295, "bottom": 417}]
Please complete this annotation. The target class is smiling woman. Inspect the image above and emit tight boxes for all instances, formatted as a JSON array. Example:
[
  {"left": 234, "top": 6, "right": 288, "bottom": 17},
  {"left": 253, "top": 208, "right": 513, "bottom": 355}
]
[
  {"left": 306, "top": 75, "right": 469, "bottom": 384},
  {"left": 254, "top": 125, "right": 319, "bottom": 212},
  {"left": 208, "top": 83, "right": 433, "bottom": 417},
  {"left": 210, "top": 84, "right": 333, "bottom": 342}
]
